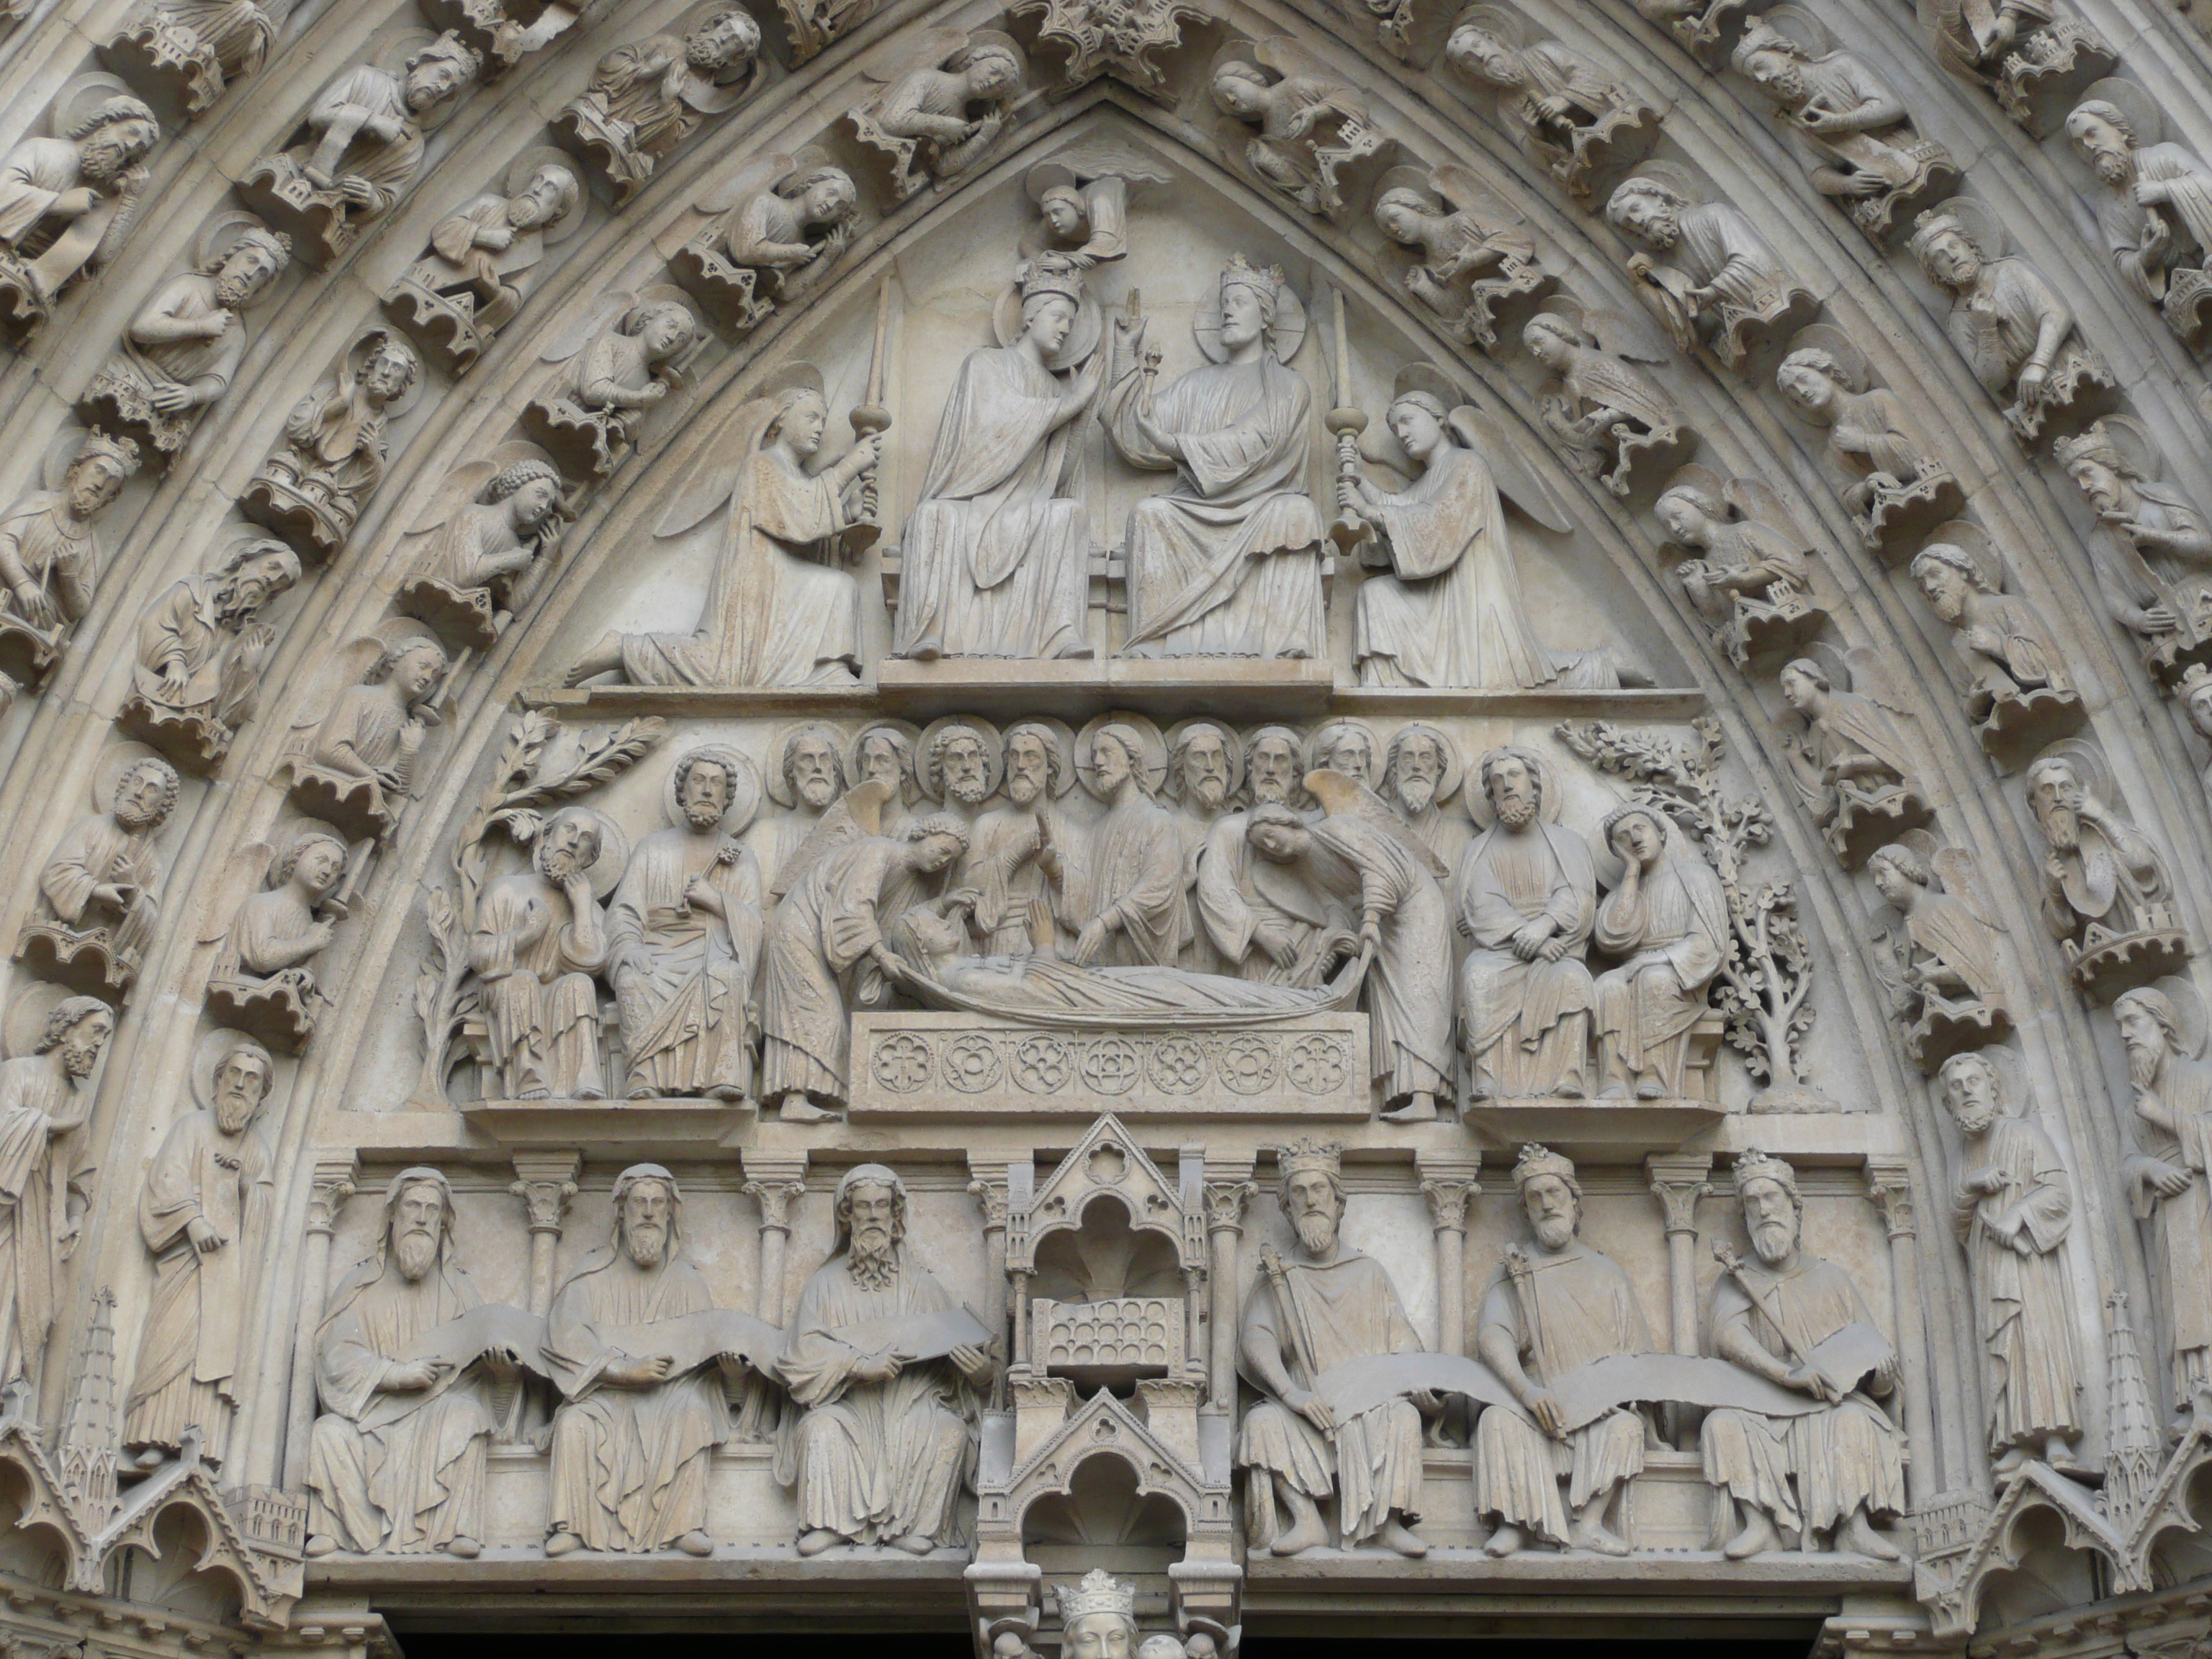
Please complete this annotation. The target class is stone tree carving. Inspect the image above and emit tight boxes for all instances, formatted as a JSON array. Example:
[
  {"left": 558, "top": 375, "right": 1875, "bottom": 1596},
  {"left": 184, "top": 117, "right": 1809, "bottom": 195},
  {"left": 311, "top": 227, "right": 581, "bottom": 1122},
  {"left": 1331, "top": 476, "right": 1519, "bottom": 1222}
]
[
  {"left": 1102, "top": 258, "right": 1325, "bottom": 659},
  {"left": 1208, "top": 40, "right": 1384, "bottom": 217},
  {"left": 78, "top": 215, "right": 289, "bottom": 463},
  {"left": 780, "top": 1164, "right": 994, "bottom": 1555},
  {"left": 1246, "top": 770, "right": 1455, "bottom": 1121},
  {"left": 1653, "top": 467, "right": 1825, "bottom": 670},
  {"left": 465, "top": 804, "right": 614, "bottom": 1102},
  {"left": 567, "top": 362, "right": 869, "bottom": 686},
  {"left": 240, "top": 329, "right": 423, "bottom": 559},
  {"left": 2055, "top": 418, "right": 2212, "bottom": 687},
  {"left": 116, "top": 538, "right": 300, "bottom": 772},
  {"left": 552, "top": 6, "right": 763, "bottom": 206},
  {"left": 1442, "top": 8, "right": 1659, "bottom": 202},
  {"left": 1455, "top": 746, "right": 1595, "bottom": 1100},
  {"left": 1866, "top": 835, "right": 2014, "bottom": 1071},
  {"left": 0, "top": 79, "right": 161, "bottom": 341},
  {"left": 849, "top": 29, "right": 1027, "bottom": 202},
  {"left": 670, "top": 150, "right": 857, "bottom": 333},
  {"left": 891, "top": 253, "right": 1102, "bottom": 663},
  {"left": 1605, "top": 168, "right": 1820, "bottom": 375},
  {"left": 1730, "top": 13, "right": 1959, "bottom": 240},
  {"left": 382, "top": 151, "right": 582, "bottom": 373},
  {"left": 202, "top": 825, "right": 349, "bottom": 1051},
  {"left": 1775, "top": 649, "right": 1932, "bottom": 868},
  {"left": 0, "top": 429, "right": 140, "bottom": 708},
  {"left": 1591, "top": 804, "right": 1727, "bottom": 1099},
  {"left": 0, "top": 995, "right": 113, "bottom": 1392},
  {"left": 397, "top": 451, "right": 567, "bottom": 651},
  {"left": 122, "top": 1032, "right": 277, "bottom": 1474},
  {"left": 2023, "top": 741, "right": 2188, "bottom": 1002},
  {"left": 2064, "top": 83, "right": 2212, "bottom": 349},
  {"left": 235, "top": 32, "right": 480, "bottom": 269},
  {"left": 2115, "top": 984, "right": 2212, "bottom": 1406},
  {"left": 1909, "top": 528, "right": 2084, "bottom": 768},
  {"left": 1775, "top": 326, "right": 1965, "bottom": 556},
  {"left": 1522, "top": 303, "right": 1693, "bottom": 500},
  {"left": 14, "top": 752, "right": 177, "bottom": 998},
  {"left": 306, "top": 1167, "right": 533, "bottom": 1559},
  {"left": 1370, "top": 166, "right": 1550, "bottom": 351},
  {"left": 542, "top": 1166, "right": 765, "bottom": 1555},
  {"left": 522, "top": 291, "right": 701, "bottom": 482},
  {"left": 1475, "top": 1144, "right": 1657, "bottom": 1557},
  {"left": 1937, "top": 1051, "right": 2086, "bottom": 1473},
  {"left": 1909, "top": 201, "right": 2116, "bottom": 445},
  {"left": 287, "top": 633, "right": 451, "bottom": 842},
  {"left": 101, "top": 0, "right": 275, "bottom": 121},
  {"left": 1238, "top": 1138, "right": 1431, "bottom": 1557},
  {"left": 608, "top": 747, "right": 765, "bottom": 1102},
  {"left": 1928, "top": 0, "right": 2114, "bottom": 134},
  {"left": 1701, "top": 1150, "right": 1906, "bottom": 1560}
]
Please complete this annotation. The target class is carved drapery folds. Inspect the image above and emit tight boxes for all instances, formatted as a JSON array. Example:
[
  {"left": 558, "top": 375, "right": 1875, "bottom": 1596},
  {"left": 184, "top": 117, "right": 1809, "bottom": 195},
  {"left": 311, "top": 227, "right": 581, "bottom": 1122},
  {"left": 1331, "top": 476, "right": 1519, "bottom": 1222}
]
[
  {"left": 551, "top": 7, "right": 763, "bottom": 207},
  {"left": 382, "top": 152, "right": 582, "bottom": 373},
  {"left": 240, "top": 329, "right": 423, "bottom": 559},
  {"left": 1776, "top": 325, "right": 1966, "bottom": 557},
  {"left": 1443, "top": 7, "right": 1660, "bottom": 202},
  {"left": 0, "top": 79, "right": 161, "bottom": 343},
  {"left": 0, "top": 429, "right": 140, "bottom": 709},
  {"left": 670, "top": 150, "right": 857, "bottom": 333}
]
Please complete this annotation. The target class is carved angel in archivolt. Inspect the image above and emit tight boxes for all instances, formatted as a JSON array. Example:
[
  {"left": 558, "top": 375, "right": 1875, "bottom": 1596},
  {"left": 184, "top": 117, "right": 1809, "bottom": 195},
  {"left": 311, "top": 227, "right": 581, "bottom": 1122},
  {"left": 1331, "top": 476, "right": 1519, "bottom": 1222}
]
[
  {"left": 382, "top": 150, "right": 581, "bottom": 374},
  {"left": 202, "top": 824, "right": 350, "bottom": 1051},
  {"left": 1866, "top": 832, "right": 2013, "bottom": 1071},
  {"left": 1775, "top": 325, "right": 1964, "bottom": 557},
  {"left": 1775, "top": 645, "right": 1933, "bottom": 868},
  {"left": 240, "top": 328, "right": 422, "bottom": 558},
  {"left": 1210, "top": 39, "right": 1385, "bottom": 217},
  {"left": 1653, "top": 466, "right": 1826, "bottom": 670},
  {"left": 234, "top": 32, "right": 479, "bottom": 270},
  {"left": 1371, "top": 166, "right": 1551, "bottom": 351},
  {"left": 2056, "top": 417, "right": 2212, "bottom": 687},
  {"left": 1629, "top": 0, "right": 1768, "bottom": 58},
  {"left": 2065, "top": 82, "right": 2212, "bottom": 350},
  {"left": 1606, "top": 165, "right": 1820, "bottom": 376},
  {"left": 520, "top": 289, "right": 702, "bottom": 480},
  {"left": 849, "top": 29, "right": 1025, "bottom": 202},
  {"left": 1910, "top": 525, "right": 2084, "bottom": 770},
  {"left": 670, "top": 150, "right": 856, "bottom": 333},
  {"left": 1521, "top": 300, "right": 1693, "bottom": 500},
  {"left": 419, "top": 0, "right": 589, "bottom": 76},
  {"left": 552, "top": 5, "right": 763, "bottom": 206},
  {"left": 1731, "top": 12, "right": 1959, "bottom": 240},
  {"left": 1444, "top": 8, "right": 1660, "bottom": 201},
  {"left": 397, "top": 446, "right": 567, "bottom": 651},
  {"left": 1020, "top": 144, "right": 1166, "bottom": 266},
  {"left": 283, "top": 629, "right": 451, "bottom": 844}
]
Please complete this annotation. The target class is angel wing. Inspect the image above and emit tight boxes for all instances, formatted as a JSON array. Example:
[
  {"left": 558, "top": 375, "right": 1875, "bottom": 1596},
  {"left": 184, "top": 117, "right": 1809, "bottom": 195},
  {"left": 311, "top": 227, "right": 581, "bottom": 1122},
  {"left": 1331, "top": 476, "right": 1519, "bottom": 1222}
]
[
  {"left": 1045, "top": 137, "right": 1173, "bottom": 184},
  {"left": 1724, "top": 477, "right": 1814, "bottom": 549},
  {"left": 652, "top": 392, "right": 779, "bottom": 538},
  {"left": 1452, "top": 406, "right": 1575, "bottom": 533},
  {"left": 1430, "top": 163, "right": 1519, "bottom": 226},
  {"left": 859, "top": 24, "right": 967, "bottom": 83},
  {"left": 197, "top": 843, "right": 272, "bottom": 948},
  {"left": 769, "top": 779, "right": 896, "bottom": 900},
  {"left": 1570, "top": 350, "right": 1681, "bottom": 431},
  {"left": 696, "top": 150, "right": 798, "bottom": 217},
  {"left": 1254, "top": 37, "right": 1373, "bottom": 119},
  {"left": 1842, "top": 645, "right": 1919, "bottom": 717},
  {"left": 1930, "top": 845, "right": 2005, "bottom": 934},
  {"left": 407, "top": 460, "right": 501, "bottom": 536},
  {"left": 1583, "top": 302, "right": 1672, "bottom": 364},
  {"left": 284, "top": 637, "right": 385, "bottom": 739},
  {"left": 538, "top": 291, "right": 636, "bottom": 364},
  {"left": 1303, "top": 768, "right": 1449, "bottom": 879}
]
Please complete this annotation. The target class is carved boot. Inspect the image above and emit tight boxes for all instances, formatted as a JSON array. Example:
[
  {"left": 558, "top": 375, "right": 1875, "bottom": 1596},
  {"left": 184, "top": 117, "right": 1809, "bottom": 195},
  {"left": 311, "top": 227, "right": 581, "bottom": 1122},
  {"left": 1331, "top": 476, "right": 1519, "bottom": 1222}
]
[
  {"left": 544, "top": 1529, "right": 582, "bottom": 1556},
  {"left": 796, "top": 1528, "right": 845, "bottom": 1556}
]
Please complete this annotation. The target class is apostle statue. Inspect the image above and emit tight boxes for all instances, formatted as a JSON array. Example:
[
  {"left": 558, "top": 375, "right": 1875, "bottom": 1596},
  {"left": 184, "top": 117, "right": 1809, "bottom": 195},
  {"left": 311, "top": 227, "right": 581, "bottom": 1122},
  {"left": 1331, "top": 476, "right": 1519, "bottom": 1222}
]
[
  {"left": 1195, "top": 728, "right": 1349, "bottom": 985},
  {"left": 206, "top": 826, "right": 347, "bottom": 1046},
  {"left": 387, "top": 158, "right": 580, "bottom": 369},
  {"left": 21, "top": 752, "right": 178, "bottom": 993},
  {"left": 2055, "top": 420, "right": 2212, "bottom": 675},
  {"left": 566, "top": 367, "right": 868, "bottom": 687},
  {"left": 1238, "top": 1138, "right": 1429, "bottom": 1557},
  {"left": 1700, "top": 1150, "right": 1906, "bottom": 1560},
  {"left": 2024, "top": 750, "right": 2177, "bottom": 956},
  {"left": 1591, "top": 805, "right": 1726, "bottom": 1100},
  {"left": 2116, "top": 986, "right": 2212, "bottom": 1405},
  {"left": 0, "top": 92, "right": 161, "bottom": 323},
  {"left": 1382, "top": 723, "right": 1471, "bottom": 872},
  {"left": 1062, "top": 723, "right": 1187, "bottom": 968},
  {"left": 399, "top": 457, "right": 565, "bottom": 651},
  {"left": 1166, "top": 720, "right": 1239, "bottom": 969},
  {"left": 1246, "top": 773, "right": 1455, "bottom": 1122},
  {"left": 1910, "top": 540, "right": 2076, "bottom": 739},
  {"left": 956, "top": 720, "right": 1079, "bottom": 956},
  {"left": 2066, "top": 94, "right": 2212, "bottom": 342},
  {"left": 0, "top": 997, "right": 112, "bottom": 1392},
  {"left": 1456, "top": 747, "right": 1596, "bottom": 1100},
  {"left": 1605, "top": 174, "right": 1816, "bottom": 372},
  {"left": 1473, "top": 1144, "right": 1656, "bottom": 1557},
  {"left": 894, "top": 255, "right": 1101, "bottom": 662},
  {"left": 760, "top": 811, "right": 968, "bottom": 1123},
  {"left": 120, "top": 536, "right": 301, "bottom": 766},
  {"left": 776, "top": 1165, "right": 993, "bottom": 1555},
  {"left": 1101, "top": 257, "right": 1326, "bottom": 660},
  {"left": 748, "top": 727, "right": 845, "bottom": 893},
  {"left": 608, "top": 749, "right": 765, "bottom": 1102},
  {"left": 307, "top": 1169, "right": 526, "bottom": 1559},
  {"left": 1938, "top": 1052, "right": 2084, "bottom": 1470},
  {"left": 122, "top": 1033, "right": 277, "bottom": 1473},
  {"left": 295, "top": 635, "right": 449, "bottom": 840},
  {"left": 0, "top": 428, "right": 139, "bottom": 698},
  {"left": 469, "top": 805, "right": 608, "bottom": 1102},
  {"left": 243, "top": 330, "right": 422, "bottom": 554},
  {"left": 544, "top": 1166, "right": 749, "bottom": 1555},
  {"left": 81, "top": 217, "right": 289, "bottom": 459}
]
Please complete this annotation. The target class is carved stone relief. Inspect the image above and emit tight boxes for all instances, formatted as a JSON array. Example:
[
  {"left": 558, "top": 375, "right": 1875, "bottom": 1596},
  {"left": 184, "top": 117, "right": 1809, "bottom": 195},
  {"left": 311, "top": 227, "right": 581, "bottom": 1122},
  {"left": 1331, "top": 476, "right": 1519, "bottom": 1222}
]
[{"left": 0, "top": 81, "right": 162, "bottom": 341}]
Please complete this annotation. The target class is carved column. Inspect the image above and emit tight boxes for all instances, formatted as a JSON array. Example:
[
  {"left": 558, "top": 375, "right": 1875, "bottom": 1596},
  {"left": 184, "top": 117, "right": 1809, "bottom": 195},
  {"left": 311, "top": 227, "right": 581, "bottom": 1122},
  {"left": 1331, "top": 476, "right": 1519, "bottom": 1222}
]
[
  {"left": 1645, "top": 1153, "right": 1712, "bottom": 1356},
  {"left": 1866, "top": 1159, "right": 1938, "bottom": 1510},
  {"left": 967, "top": 1161, "right": 1011, "bottom": 1341},
  {"left": 742, "top": 1152, "right": 808, "bottom": 1324},
  {"left": 511, "top": 1151, "right": 581, "bottom": 1318},
  {"left": 1202, "top": 1169, "right": 1256, "bottom": 1411},
  {"left": 1416, "top": 1151, "right": 1481, "bottom": 1355},
  {"left": 281, "top": 1154, "right": 357, "bottom": 1487}
]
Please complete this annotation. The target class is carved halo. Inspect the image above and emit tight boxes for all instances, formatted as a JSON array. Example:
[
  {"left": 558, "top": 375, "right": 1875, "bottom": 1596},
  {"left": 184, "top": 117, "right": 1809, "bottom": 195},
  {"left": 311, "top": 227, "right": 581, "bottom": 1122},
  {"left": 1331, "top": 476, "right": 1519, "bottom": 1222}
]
[
  {"left": 1745, "top": 4, "right": 1831, "bottom": 55},
  {"left": 847, "top": 718, "right": 922, "bottom": 799},
  {"left": 189, "top": 1024, "right": 279, "bottom": 1111},
  {"left": 2088, "top": 412, "right": 2163, "bottom": 479},
  {"left": 2028, "top": 734, "right": 2117, "bottom": 807},
  {"left": 52, "top": 72, "right": 145, "bottom": 139},
  {"left": 90, "top": 739, "right": 176, "bottom": 814},
  {"left": 1002, "top": 714, "right": 1079, "bottom": 797},
  {"left": 1163, "top": 717, "right": 1248, "bottom": 798},
  {"left": 1452, "top": 4, "right": 1535, "bottom": 48},
  {"left": 1302, "top": 717, "right": 1380, "bottom": 785},
  {"left": 1074, "top": 711, "right": 1166, "bottom": 798},
  {"left": 1783, "top": 322, "right": 1875, "bottom": 397},
  {"left": 2144, "top": 974, "right": 2209, "bottom": 1059},
  {"left": 1466, "top": 744, "right": 1565, "bottom": 827},
  {"left": 344, "top": 327, "right": 427, "bottom": 420},
  {"left": 2075, "top": 78, "right": 2163, "bottom": 147},
  {"left": 1920, "top": 519, "right": 2005, "bottom": 593},
  {"left": 505, "top": 147, "right": 588, "bottom": 245},
  {"left": 992, "top": 271, "right": 1102, "bottom": 372},
  {"left": 541, "top": 804, "right": 630, "bottom": 899},
  {"left": 670, "top": 0, "right": 765, "bottom": 112},
  {"left": 765, "top": 720, "right": 846, "bottom": 806},
  {"left": 1587, "top": 795, "right": 1684, "bottom": 887},
  {"left": 1194, "top": 260, "right": 1308, "bottom": 364},
  {"left": 663, "top": 742, "right": 763, "bottom": 836},
  {"left": 1386, "top": 721, "right": 1464, "bottom": 802},
  {"left": 40, "top": 427, "right": 108, "bottom": 493},
  {"left": 1, "top": 984, "right": 94, "bottom": 1060},
  {"left": 917, "top": 714, "right": 1005, "bottom": 801},
  {"left": 1920, "top": 195, "right": 2009, "bottom": 259}
]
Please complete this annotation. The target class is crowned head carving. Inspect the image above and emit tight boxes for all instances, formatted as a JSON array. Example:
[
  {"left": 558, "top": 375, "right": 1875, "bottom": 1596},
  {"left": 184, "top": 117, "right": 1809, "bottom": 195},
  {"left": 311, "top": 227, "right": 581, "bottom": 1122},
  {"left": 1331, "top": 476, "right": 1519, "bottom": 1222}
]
[
  {"left": 1513, "top": 1142, "right": 1581, "bottom": 1246},
  {"left": 1731, "top": 1148, "right": 1802, "bottom": 1264},
  {"left": 1060, "top": 1570, "right": 1138, "bottom": 1659}
]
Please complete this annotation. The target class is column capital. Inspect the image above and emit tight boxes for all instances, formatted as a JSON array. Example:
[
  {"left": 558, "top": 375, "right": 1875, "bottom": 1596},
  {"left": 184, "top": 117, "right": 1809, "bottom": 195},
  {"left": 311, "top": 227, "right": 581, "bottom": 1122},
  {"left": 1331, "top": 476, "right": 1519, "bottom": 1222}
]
[
  {"left": 1203, "top": 1179, "right": 1256, "bottom": 1233},
  {"left": 1863, "top": 1158, "right": 1917, "bottom": 1241},
  {"left": 966, "top": 1156, "right": 1011, "bottom": 1232},
  {"left": 511, "top": 1148, "right": 581, "bottom": 1236},
  {"left": 1645, "top": 1151, "right": 1714, "bottom": 1237},
  {"left": 305, "top": 1153, "right": 360, "bottom": 1237},
  {"left": 1420, "top": 1177, "right": 1478, "bottom": 1231},
  {"left": 745, "top": 1177, "right": 806, "bottom": 1233}
]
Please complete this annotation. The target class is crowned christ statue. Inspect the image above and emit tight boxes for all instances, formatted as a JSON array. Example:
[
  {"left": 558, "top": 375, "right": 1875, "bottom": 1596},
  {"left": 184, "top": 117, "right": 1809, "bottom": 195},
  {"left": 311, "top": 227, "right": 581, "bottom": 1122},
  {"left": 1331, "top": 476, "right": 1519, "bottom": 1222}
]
[{"left": 1101, "top": 256, "right": 1326, "bottom": 660}]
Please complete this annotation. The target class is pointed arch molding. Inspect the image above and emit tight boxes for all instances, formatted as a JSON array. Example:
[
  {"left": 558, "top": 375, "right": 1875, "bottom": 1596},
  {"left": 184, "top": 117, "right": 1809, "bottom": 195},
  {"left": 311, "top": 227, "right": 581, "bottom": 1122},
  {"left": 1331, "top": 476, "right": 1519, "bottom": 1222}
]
[{"left": 0, "top": 0, "right": 2208, "bottom": 1637}]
